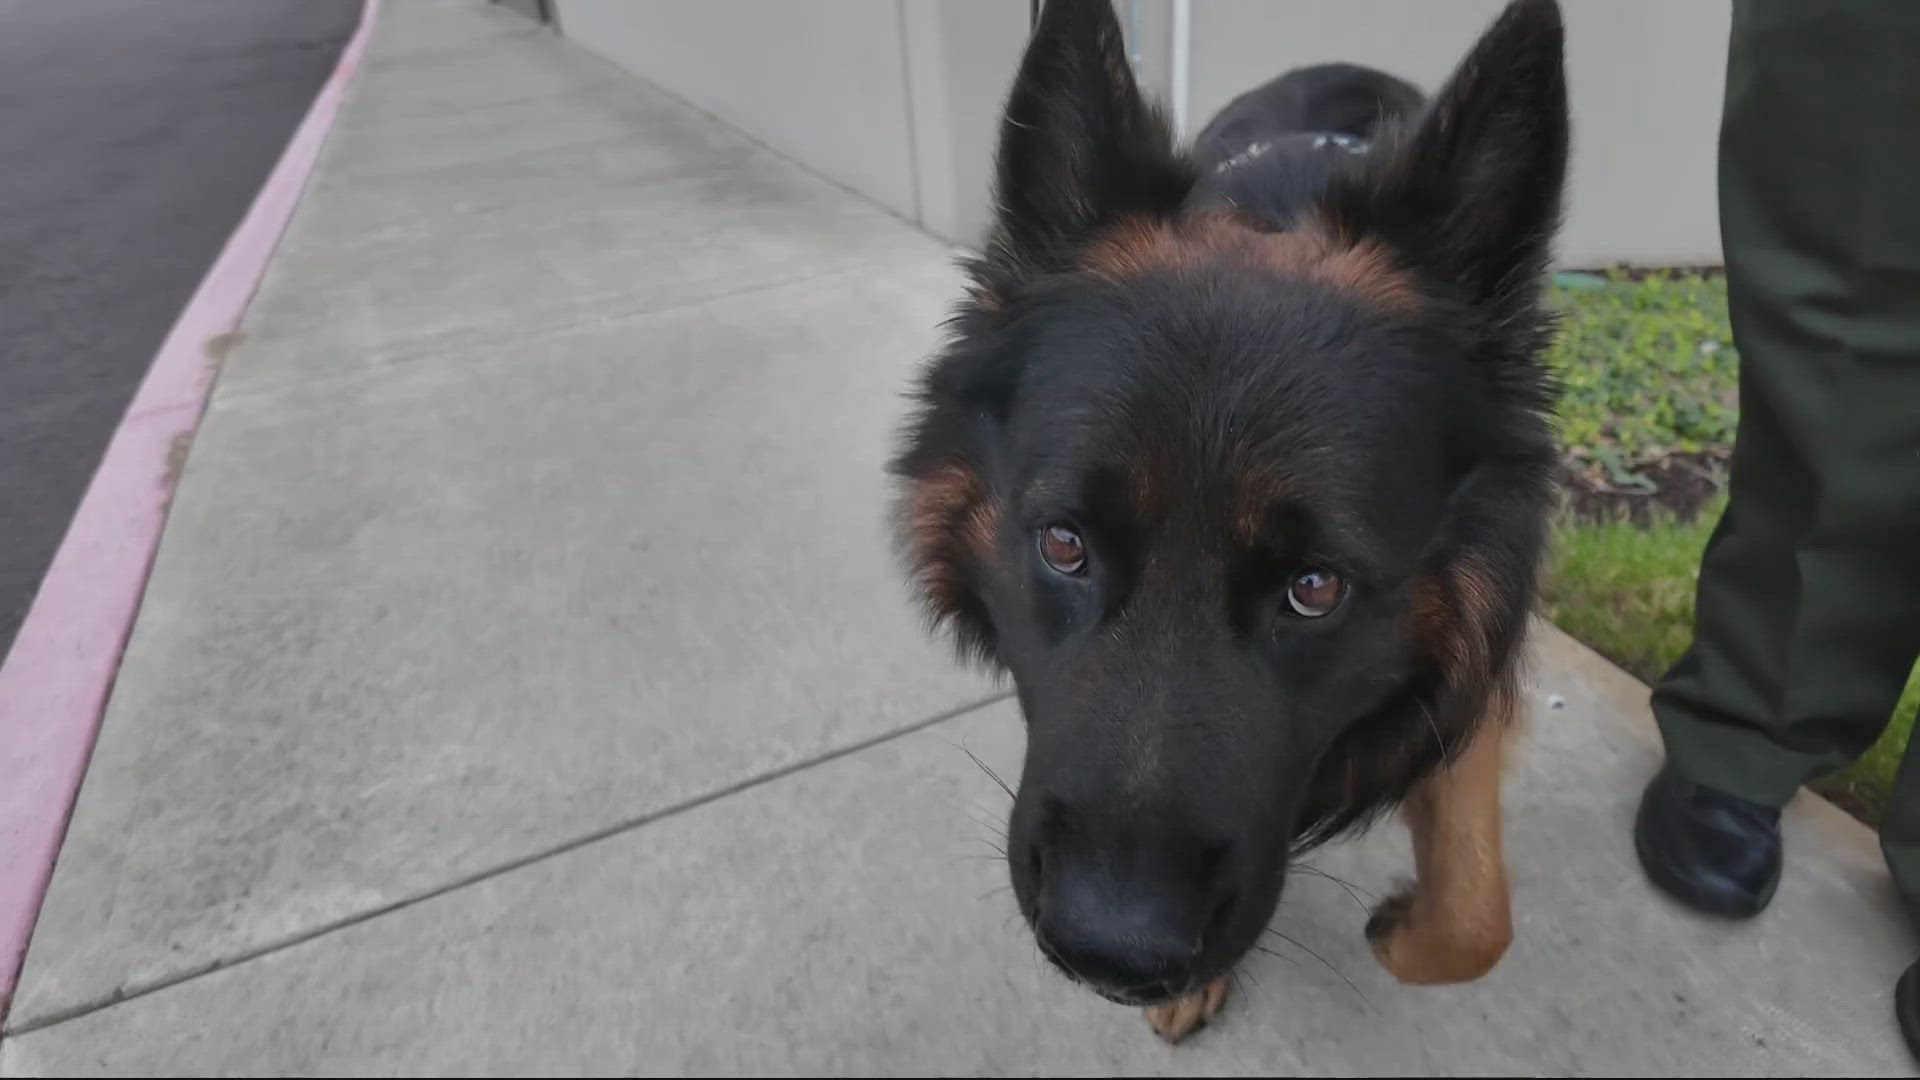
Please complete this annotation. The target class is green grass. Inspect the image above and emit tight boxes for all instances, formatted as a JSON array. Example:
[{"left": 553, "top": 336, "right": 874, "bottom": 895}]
[
  {"left": 1540, "top": 500, "right": 1720, "bottom": 687},
  {"left": 1825, "top": 669, "right": 1920, "bottom": 824},
  {"left": 1543, "top": 270, "right": 1918, "bottom": 826}
]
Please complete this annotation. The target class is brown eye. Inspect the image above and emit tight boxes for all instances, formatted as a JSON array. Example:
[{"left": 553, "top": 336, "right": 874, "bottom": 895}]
[
  {"left": 1039, "top": 525, "right": 1086, "bottom": 575},
  {"left": 1287, "top": 568, "right": 1345, "bottom": 617}
]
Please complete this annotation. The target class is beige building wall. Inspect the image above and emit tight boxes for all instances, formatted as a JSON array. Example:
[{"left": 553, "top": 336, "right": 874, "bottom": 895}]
[
  {"left": 553, "top": 1, "right": 925, "bottom": 220},
  {"left": 1185, "top": 0, "right": 1730, "bottom": 267},
  {"left": 554, "top": 1, "right": 1732, "bottom": 267}
]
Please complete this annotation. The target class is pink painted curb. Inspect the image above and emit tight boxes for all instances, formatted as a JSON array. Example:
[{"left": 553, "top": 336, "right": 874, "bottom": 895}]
[{"left": 0, "top": 0, "right": 382, "bottom": 1026}]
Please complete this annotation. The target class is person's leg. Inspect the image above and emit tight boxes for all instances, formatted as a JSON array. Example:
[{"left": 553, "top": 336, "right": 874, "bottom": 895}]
[
  {"left": 1653, "top": 0, "right": 1920, "bottom": 806},
  {"left": 1640, "top": 0, "right": 1920, "bottom": 921}
]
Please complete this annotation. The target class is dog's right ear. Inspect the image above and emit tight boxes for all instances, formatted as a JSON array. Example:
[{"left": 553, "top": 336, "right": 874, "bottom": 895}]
[
  {"left": 974, "top": 0, "right": 1193, "bottom": 303},
  {"left": 1320, "top": 0, "right": 1567, "bottom": 333}
]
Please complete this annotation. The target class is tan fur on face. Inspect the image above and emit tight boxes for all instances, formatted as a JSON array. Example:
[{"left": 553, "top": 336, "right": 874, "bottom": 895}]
[
  {"left": 905, "top": 463, "right": 1000, "bottom": 611},
  {"left": 1228, "top": 467, "right": 1301, "bottom": 545},
  {"left": 1082, "top": 211, "right": 1420, "bottom": 313},
  {"left": 1408, "top": 551, "right": 1509, "bottom": 695}
]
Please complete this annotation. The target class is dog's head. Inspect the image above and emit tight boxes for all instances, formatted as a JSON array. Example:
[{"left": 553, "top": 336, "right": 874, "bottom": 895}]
[{"left": 893, "top": 0, "right": 1566, "bottom": 1004}]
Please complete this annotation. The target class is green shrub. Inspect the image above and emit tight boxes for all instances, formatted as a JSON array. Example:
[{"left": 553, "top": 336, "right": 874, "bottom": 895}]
[{"left": 1548, "top": 270, "right": 1738, "bottom": 494}]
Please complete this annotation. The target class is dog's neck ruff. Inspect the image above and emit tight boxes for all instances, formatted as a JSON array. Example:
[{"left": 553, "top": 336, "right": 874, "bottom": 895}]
[{"left": 1211, "top": 132, "right": 1371, "bottom": 175}]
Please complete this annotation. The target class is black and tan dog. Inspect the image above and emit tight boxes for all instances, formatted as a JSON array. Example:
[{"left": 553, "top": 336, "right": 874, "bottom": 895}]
[{"left": 892, "top": 0, "right": 1568, "bottom": 1043}]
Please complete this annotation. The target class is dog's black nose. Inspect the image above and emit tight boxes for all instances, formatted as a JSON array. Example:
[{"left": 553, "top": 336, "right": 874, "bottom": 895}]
[{"left": 1029, "top": 834, "right": 1230, "bottom": 996}]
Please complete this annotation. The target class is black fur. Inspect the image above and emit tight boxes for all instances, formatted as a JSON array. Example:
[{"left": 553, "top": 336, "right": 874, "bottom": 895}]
[
  {"left": 892, "top": 0, "right": 1567, "bottom": 1003},
  {"left": 970, "top": 0, "right": 1196, "bottom": 305}
]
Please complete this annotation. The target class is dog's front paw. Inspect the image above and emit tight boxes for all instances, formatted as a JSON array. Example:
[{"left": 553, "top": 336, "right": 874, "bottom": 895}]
[
  {"left": 1365, "top": 886, "right": 1510, "bottom": 985},
  {"left": 1143, "top": 976, "right": 1229, "bottom": 1044}
]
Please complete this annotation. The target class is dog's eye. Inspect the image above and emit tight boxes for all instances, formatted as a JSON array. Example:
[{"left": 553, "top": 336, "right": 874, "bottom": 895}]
[
  {"left": 1286, "top": 568, "right": 1345, "bottom": 617},
  {"left": 1038, "top": 525, "right": 1086, "bottom": 576}
]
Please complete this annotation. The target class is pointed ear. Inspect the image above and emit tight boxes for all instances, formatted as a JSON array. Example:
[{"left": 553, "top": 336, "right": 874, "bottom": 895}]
[
  {"left": 1322, "top": 0, "right": 1568, "bottom": 320},
  {"left": 977, "top": 0, "right": 1193, "bottom": 298}
]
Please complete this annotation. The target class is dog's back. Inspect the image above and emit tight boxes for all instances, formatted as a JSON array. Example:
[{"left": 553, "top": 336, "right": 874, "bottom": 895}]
[{"left": 1187, "top": 63, "right": 1426, "bottom": 226}]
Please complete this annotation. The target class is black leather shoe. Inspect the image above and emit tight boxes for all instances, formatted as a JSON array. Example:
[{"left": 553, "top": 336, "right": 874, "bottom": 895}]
[
  {"left": 1898, "top": 960, "right": 1920, "bottom": 1064},
  {"left": 1633, "top": 764, "right": 1782, "bottom": 918}
]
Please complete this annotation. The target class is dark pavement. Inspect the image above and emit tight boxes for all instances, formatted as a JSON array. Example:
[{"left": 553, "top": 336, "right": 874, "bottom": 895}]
[{"left": 0, "top": 0, "right": 361, "bottom": 658}]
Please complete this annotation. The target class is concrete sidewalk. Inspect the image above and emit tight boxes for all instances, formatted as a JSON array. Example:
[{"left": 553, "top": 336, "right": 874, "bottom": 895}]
[{"left": 2, "top": 2, "right": 1913, "bottom": 1074}]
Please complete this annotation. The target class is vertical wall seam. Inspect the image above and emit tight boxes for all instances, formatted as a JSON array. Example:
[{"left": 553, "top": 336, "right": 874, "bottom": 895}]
[
  {"left": 895, "top": 0, "right": 925, "bottom": 228},
  {"left": 1169, "top": 0, "right": 1190, "bottom": 141}
]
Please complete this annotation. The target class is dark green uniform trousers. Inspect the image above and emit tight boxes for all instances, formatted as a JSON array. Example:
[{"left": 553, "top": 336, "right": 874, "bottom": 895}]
[{"left": 1652, "top": 0, "right": 1920, "bottom": 910}]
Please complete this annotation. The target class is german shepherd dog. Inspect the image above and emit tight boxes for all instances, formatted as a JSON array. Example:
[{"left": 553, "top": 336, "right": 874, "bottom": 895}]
[{"left": 891, "top": 0, "right": 1567, "bottom": 1042}]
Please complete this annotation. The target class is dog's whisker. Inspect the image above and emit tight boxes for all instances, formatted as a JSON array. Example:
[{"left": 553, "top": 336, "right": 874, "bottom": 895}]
[
  {"left": 1260, "top": 928, "right": 1369, "bottom": 1005},
  {"left": 978, "top": 884, "right": 1013, "bottom": 902},
  {"left": 968, "top": 803, "right": 1010, "bottom": 825},
  {"left": 1037, "top": 941, "right": 1094, "bottom": 989},
  {"left": 1290, "top": 863, "right": 1376, "bottom": 909},
  {"left": 956, "top": 741, "right": 1017, "bottom": 802},
  {"left": 964, "top": 812, "right": 1010, "bottom": 843},
  {"left": 962, "top": 797, "right": 1010, "bottom": 825},
  {"left": 1231, "top": 964, "right": 1272, "bottom": 1013},
  {"left": 1250, "top": 942, "right": 1300, "bottom": 969},
  {"left": 958, "top": 835, "right": 1009, "bottom": 863},
  {"left": 972, "top": 822, "right": 1010, "bottom": 843},
  {"left": 967, "top": 799, "right": 1013, "bottom": 834},
  {"left": 1240, "top": 964, "right": 1266, "bottom": 994},
  {"left": 1417, "top": 698, "right": 1453, "bottom": 766}
]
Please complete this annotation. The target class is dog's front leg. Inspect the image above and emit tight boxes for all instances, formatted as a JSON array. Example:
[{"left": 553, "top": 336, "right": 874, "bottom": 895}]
[{"left": 1366, "top": 690, "right": 1516, "bottom": 984}]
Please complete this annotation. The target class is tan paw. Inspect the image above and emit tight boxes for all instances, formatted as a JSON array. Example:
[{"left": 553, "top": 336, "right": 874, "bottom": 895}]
[
  {"left": 1142, "top": 976, "right": 1229, "bottom": 1044},
  {"left": 1365, "top": 887, "right": 1510, "bottom": 985}
]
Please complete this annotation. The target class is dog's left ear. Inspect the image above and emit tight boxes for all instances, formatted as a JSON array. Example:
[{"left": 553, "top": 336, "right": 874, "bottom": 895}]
[
  {"left": 1322, "top": 0, "right": 1568, "bottom": 327},
  {"left": 976, "top": 0, "right": 1193, "bottom": 300}
]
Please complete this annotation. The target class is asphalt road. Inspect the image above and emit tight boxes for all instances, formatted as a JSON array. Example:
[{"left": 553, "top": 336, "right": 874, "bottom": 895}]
[{"left": 0, "top": 0, "right": 362, "bottom": 659}]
